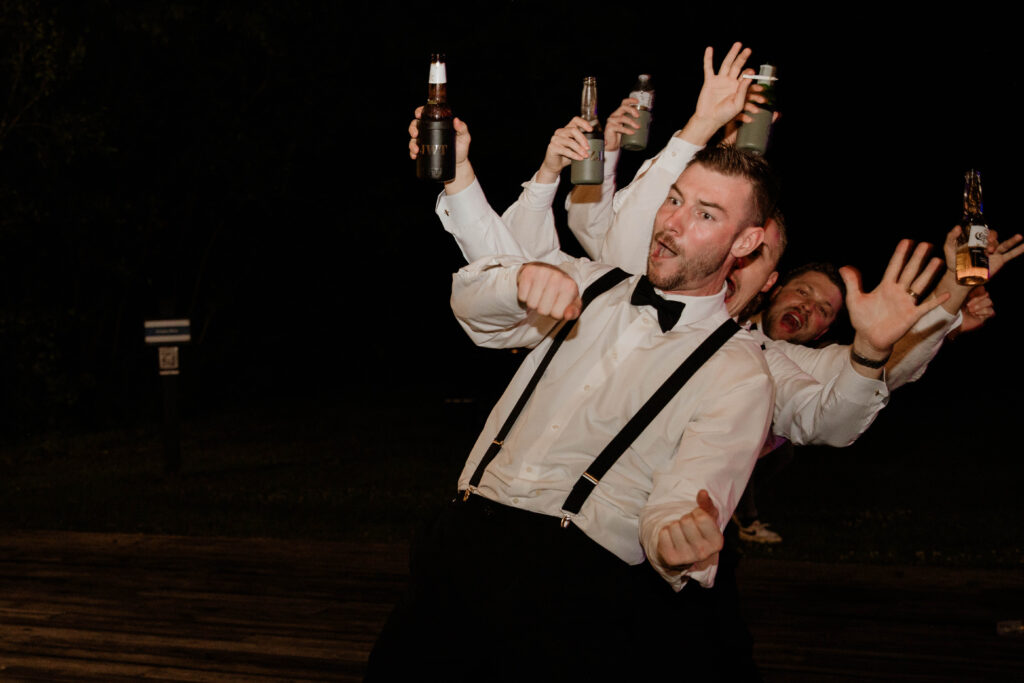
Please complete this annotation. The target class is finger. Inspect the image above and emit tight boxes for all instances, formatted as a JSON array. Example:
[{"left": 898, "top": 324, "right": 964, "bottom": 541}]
[
  {"left": 692, "top": 511, "right": 722, "bottom": 552},
  {"left": 517, "top": 266, "right": 539, "bottom": 308},
  {"left": 663, "top": 521, "right": 691, "bottom": 563},
  {"left": 968, "top": 299, "right": 994, "bottom": 316},
  {"left": 680, "top": 515, "right": 706, "bottom": 552},
  {"left": 999, "top": 234, "right": 1024, "bottom": 262},
  {"left": 898, "top": 242, "right": 933, "bottom": 288},
  {"left": 696, "top": 489, "right": 718, "bottom": 518},
  {"left": 414, "top": 105, "right": 423, "bottom": 119},
  {"left": 914, "top": 289, "right": 951, "bottom": 317},
  {"left": 719, "top": 41, "right": 743, "bottom": 76},
  {"left": 702, "top": 45, "right": 715, "bottom": 80},
  {"left": 453, "top": 117, "right": 468, "bottom": 134},
  {"left": 552, "top": 284, "right": 579, "bottom": 320},
  {"left": 409, "top": 138, "right": 418, "bottom": 160},
  {"left": 562, "top": 128, "right": 591, "bottom": 156},
  {"left": 733, "top": 74, "right": 754, "bottom": 108},
  {"left": 997, "top": 234, "right": 1023, "bottom": 253},
  {"left": 728, "top": 46, "right": 753, "bottom": 79},
  {"left": 839, "top": 265, "right": 865, "bottom": 299},
  {"left": 562, "top": 297, "right": 583, "bottom": 320},
  {"left": 908, "top": 256, "right": 944, "bottom": 295},
  {"left": 882, "top": 239, "right": 913, "bottom": 283},
  {"left": 569, "top": 116, "right": 593, "bottom": 132},
  {"left": 408, "top": 119, "right": 420, "bottom": 138},
  {"left": 946, "top": 225, "right": 963, "bottom": 247}
]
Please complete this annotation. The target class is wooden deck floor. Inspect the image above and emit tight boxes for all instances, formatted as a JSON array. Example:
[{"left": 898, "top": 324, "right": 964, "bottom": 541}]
[{"left": 0, "top": 531, "right": 1021, "bottom": 681}]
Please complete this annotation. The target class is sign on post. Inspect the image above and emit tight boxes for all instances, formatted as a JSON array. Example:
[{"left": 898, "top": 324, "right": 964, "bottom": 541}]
[{"left": 144, "top": 319, "right": 191, "bottom": 473}]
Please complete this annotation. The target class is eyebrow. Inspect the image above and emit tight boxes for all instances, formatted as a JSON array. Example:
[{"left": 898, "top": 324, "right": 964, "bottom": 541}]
[
  {"left": 669, "top": 182, "right": 727, "bottom": 215},
  {"left": 800, "top": 282, "right": 834, "bottom": 314}
]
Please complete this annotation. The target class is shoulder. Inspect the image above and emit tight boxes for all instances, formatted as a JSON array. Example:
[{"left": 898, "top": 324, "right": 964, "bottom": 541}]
[{"left": 683, "top": 317, "right": 772, "bottom": 385}]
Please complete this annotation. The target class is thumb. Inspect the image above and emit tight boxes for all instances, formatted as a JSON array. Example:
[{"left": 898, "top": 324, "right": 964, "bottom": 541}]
[
  {"left": 838, "top": 265, "right": 863, "bottom": 300},
  {"left": 696, "top": 489, "right": 718, "bottom": 519}
]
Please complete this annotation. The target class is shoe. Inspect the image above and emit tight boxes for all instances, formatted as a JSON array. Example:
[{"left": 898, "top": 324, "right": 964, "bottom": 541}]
[{"left": 736, "top": 519, "right": 782, "bottom": 544}]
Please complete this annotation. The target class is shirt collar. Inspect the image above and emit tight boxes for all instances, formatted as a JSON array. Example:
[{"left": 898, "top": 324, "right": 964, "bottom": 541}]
[{"left": 648, "top": 280, "right": 729, "bottom": 330}]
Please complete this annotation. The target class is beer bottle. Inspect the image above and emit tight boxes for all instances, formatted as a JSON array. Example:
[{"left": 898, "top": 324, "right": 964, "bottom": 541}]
[
  {"left": 416, "top": 54, "right": 455, "bottom": 182},
  {"left": 570, "top": 76, "right": 604, "bottom": 185},
  {"left": 735, "top": 64, "right": 778, "bottom": 156},
  {"left": 956, "top": 169, "right": 990, "bottom": 285},
  {"left": 621, "top": 74, "right": 654, "bottom": 152}
]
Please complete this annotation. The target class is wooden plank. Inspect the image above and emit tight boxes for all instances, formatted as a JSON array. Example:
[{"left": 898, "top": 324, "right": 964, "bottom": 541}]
[{"left": 1, "top": 531, "right": 1021, "bottom": 681}]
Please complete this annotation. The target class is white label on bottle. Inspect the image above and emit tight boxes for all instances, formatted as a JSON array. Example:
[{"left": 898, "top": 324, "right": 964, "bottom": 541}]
[
  {"left": 967, "top": 224, "right": 989, "bottom": 248},
  {"left": 630, "top": 90, "right": 653, "bottom": 109},
  {"left": 428, "top": 62, "right": 447, "bottom": 84}
]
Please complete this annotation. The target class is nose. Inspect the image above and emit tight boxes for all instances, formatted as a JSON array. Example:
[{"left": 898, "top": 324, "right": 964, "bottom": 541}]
[{"left": 662, "top": 204, "right": 686, "bottom": 235}]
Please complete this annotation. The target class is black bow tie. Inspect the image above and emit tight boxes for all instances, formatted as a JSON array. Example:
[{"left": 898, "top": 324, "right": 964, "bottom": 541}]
[{"left": 631, "top": 276, "right": 685, "bottom": 332}]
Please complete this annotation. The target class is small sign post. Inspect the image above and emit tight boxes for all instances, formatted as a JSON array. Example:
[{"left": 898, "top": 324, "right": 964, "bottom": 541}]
[{"left": 145, "top": 319, "right": 191, "bottom": 473}]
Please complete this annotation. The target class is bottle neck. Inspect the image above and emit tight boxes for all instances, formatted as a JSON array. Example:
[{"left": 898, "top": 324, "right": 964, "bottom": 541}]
[
  {"left": 963, "top": 174, "right": 983, "bottom": 219},
  {"left": 427, "top": 81, "right": 447, "bottom": 104}
]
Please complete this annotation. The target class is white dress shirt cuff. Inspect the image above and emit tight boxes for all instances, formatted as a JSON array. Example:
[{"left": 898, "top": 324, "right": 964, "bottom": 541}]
[
  {"left": 518, "top": 172, "right": 560, "bottom": 208},
  {"left": 435, "top": 177, "right": 491, "bottom": 227},
  {"left": 603, "top": 148, "right": 620, "bottom": 179},
  {"left": 836, "top": 356, "right": 890, "bottom": 404}
]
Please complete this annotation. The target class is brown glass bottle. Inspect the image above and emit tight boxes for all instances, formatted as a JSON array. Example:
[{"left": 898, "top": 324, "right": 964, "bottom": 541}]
[
  {"left": 956, "top": 169, "right": 989, "bottom": 285},
  {"left": 570, "top": 76, "right": 604, "bottom": 185},
  {"left": 416, "top": 54, "right": 455, "bottom": 182}
]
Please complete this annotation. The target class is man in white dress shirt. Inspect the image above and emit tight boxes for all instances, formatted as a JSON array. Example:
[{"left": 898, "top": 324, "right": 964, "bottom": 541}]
[{"left": 367, "top": 144, "right": 780, "bottom": 680}]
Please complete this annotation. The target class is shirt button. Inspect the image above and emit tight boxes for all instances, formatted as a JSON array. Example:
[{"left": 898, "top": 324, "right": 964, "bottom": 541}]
[
  {"left": 584, "top": 384, "right": 591, "bottom": 391},
  {"left": 525, "top": 466, "right": 533, "bottom": 473},
  {"left": 552, "top": 424, "right": 559, "bottom": 431},
  {"left": 512, "top": 497, "right": 519, "bottom": 504}
]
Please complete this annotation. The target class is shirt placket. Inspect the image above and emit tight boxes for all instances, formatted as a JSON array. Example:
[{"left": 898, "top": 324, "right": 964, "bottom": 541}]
[{"left": 508, "top": 311, "right": 656, "bottom": 484}]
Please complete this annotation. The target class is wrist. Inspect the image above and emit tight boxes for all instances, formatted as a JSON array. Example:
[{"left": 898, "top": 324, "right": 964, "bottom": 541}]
[
  {"left": 536, "top": 165, "right": 560, "bottom": 184},
  {"left": 850, "top": 342, "right": 891, "bottom": 368},
  {"left": 677, "top": 115, "right": 721, "bottom": 146}
]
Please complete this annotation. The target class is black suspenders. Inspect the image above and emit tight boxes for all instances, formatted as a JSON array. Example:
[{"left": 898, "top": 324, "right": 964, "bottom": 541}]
[
  {"left": 465, "top": 267, "right": 631, "bottom": 497},
  {"left": 464, "top": 267, "right": 741, "bottom": 526}
]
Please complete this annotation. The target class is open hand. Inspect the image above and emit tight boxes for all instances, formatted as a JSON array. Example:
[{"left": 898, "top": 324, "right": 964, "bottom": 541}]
[
  {"left": 841, "top": 240, "right": 950, "bottom": 360},
  {"left": 691, "top": 42, "right": 756, "bottom": 133}
]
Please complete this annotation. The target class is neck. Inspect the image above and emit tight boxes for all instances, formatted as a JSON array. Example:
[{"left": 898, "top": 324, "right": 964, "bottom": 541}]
[{"left": 661, "top": 272, "right": 729, "bottom": 298}]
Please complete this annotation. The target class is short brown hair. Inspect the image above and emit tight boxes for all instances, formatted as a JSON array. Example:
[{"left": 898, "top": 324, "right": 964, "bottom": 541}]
[{"left": 688, "top": 144, "right": 780, "bottom": 227}]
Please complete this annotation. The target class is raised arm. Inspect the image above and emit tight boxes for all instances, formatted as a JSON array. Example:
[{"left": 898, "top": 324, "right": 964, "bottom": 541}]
[
  {"left": 567, "top": 42, "right": 762, "bottom": 273},
  {"left": 411, "top": 109, "right": 563, "bottom": 264},
  {"left": 885, "top": 226, "right": 1023, "bottom": 387},
  {"left": 840, "top": 240, "right": 950, "bottom": 380},
  {"left": 451, "top": 256, "right": 599, "bottom": 350},
  {"left": 766, "top": 241, "right": 952, "bottom": 447}
]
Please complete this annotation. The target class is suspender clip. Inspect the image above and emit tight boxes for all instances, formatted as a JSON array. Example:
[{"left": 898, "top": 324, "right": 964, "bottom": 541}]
[{"left": 560, "top": 514, "right": 572, "bottom": 529}]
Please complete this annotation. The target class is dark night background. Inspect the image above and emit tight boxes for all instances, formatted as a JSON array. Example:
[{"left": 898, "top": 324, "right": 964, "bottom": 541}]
[{"left": 0, "top": 2, "right": 1020, "bottom": 556}]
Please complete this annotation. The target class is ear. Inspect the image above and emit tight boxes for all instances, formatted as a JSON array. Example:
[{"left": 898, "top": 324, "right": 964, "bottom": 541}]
[
  {"left": 760, "top": 270, "right": 779, "bottom": 293},
  {"left": 731, "top": 226, "right": 765, "bottom": 259}
]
